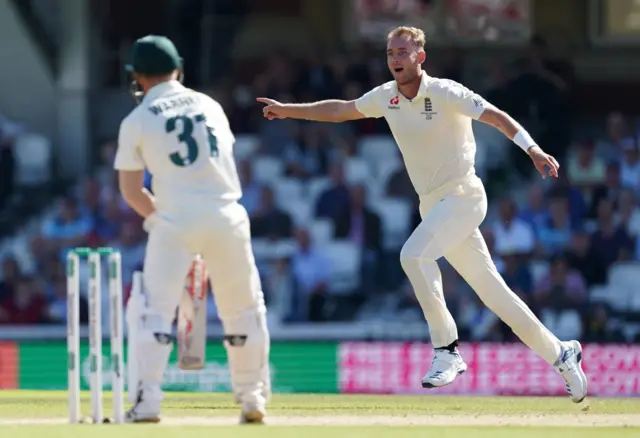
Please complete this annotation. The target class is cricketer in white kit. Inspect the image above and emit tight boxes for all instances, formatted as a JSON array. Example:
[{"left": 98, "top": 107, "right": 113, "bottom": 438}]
[
  {"left": 258, "top": 26, "right": 587, "bottom": 403},
  {"left": 115, "top": 35, "right": 270, "bottom": 423}
]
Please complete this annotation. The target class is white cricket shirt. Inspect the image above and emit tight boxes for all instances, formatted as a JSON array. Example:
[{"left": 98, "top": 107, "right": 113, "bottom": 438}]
[
  {"left": 114, "top": 81, "right": 241, "bottom": 213},
  {"left": 356, "top": 72, "right": 487, "bottom": 195}
]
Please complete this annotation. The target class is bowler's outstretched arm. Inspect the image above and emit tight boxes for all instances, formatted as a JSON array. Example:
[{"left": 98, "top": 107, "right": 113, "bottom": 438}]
[{"left": 256, "top": 97, "right": 365, "bottom": 123}]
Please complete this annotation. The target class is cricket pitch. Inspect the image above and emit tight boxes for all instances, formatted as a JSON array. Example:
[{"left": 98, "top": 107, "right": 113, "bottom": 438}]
[{"left": 1, "top": 391, "right": 639, "bottom": 437}]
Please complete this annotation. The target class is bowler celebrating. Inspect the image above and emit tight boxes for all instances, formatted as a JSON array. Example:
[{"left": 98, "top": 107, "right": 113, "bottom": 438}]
[{"left": 257, "top": 26, "right": 587, "bottom": 403}]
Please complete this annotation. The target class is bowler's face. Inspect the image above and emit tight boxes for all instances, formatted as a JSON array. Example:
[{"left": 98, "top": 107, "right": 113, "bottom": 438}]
[{"left": 386, "top": 36, "right": 423, "bottom": 85}]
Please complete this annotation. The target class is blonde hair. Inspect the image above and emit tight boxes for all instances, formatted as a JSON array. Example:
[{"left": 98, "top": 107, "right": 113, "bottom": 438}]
[{"left": 387, "top": 26, "right": 425, "bottom": 49}]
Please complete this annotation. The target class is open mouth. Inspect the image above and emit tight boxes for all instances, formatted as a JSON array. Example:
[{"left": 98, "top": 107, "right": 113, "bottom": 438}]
[{"left": 394, "top": 67, "right": 404, "bottom": 73}]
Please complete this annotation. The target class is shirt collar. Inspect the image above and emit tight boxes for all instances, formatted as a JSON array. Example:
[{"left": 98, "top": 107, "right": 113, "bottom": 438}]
[
  {"left": 142, "top": 80, "right": 185, "bottom": 103},
  {"left": 392, "top": 71, "right": 430, "bottom": 102}
]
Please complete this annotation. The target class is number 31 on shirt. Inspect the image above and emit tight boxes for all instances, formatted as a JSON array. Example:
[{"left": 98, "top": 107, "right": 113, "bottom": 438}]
[{"left": 165, "top": 113, "right": 219, "bottom": 167}]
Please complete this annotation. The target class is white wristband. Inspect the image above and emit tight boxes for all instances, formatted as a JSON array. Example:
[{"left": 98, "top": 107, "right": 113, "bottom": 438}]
[{"left": 513, "top": 129, "right": 537, "bottom": 153}]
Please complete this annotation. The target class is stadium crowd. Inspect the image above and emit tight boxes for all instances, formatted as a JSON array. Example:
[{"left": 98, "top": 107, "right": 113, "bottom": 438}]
[{"left": 1, "top": 38, "right": 640, "bottom": 344}]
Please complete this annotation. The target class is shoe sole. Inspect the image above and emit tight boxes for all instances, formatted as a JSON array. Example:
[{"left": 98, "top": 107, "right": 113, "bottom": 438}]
[
  {"left": 569, "top": 340, "right": 588, "bottom": 404},
  {"left": 421, "top": 364, "right": 468, "bottom": 389},
  {"left": 128, "top": 416, "right": 161, "bottom": 424}
]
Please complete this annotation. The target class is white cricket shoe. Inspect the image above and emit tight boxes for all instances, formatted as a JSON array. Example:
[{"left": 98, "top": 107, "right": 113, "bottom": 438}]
[
  {"left": 239, "top": 402, "right": 266, "bottom": 425},
  {"left": 421, "top": 349, "right": 468, "bottom": 388},
  {"left": 125, "top": 385, "right": 162, "bottom": 423},
  {"left": 555, "top": 340, "right": 588, "bottom": 403}
]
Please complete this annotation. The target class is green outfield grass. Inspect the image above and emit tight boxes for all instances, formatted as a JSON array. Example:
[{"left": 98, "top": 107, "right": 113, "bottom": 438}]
[{"left": 0, "top": 390, "right": 639, "bottom": 437}]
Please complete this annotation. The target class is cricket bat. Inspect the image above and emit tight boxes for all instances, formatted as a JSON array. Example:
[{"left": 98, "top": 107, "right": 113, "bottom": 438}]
[{"left": 177, "top": 256, "right": 208, "bottom": 370}]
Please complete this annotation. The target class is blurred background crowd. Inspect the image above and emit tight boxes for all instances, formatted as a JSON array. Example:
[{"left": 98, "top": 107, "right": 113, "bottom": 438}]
[{"left": 1, "top": 0, "right": 640, "bottom": 345}]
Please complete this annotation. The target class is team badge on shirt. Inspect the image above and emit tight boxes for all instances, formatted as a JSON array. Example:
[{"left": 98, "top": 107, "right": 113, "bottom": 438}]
[
  {"left": 388, "top": 96, "right": 400, "bottom": 109},
  {"left": 421, "top": 98, "right": 437, "bottom": 120}
]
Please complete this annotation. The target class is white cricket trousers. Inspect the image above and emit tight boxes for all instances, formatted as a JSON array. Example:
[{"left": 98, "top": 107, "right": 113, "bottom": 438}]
[
  {"left": 140, "top": 200, "right": 270, "bottom": 405},
  {"left": 399, "top": 175, "right": 562, "bottom": 365}
]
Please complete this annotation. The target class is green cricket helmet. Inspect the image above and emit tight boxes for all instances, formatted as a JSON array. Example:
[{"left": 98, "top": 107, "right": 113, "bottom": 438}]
[{"left": 125, "top": 35, "right": 184, "bottom": 104}]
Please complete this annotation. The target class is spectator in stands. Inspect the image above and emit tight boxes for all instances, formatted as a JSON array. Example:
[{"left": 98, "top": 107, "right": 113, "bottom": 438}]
[
  {"left": 386, "top": 164, "right": 418, "bottom": 208},
  {"left": 620, "top": 138, "right": 640, "bottom": 190},
  {"left": 0, "top": 114, "right": 22, "bottom": 209},
  {"left": 238, "top": 160, "right": 261, "bottom": 216},
  {"left": 0, "top": 256, "right": 20, "bottom": 303},
  {"left": 258, "top": 94, "right": 299, "bottom": 156},
  {"left": 548, "top": 172, "right": 588, "bottom": 227},
  {"left": 334, "top": 184, "right": 382, "bottom": 292},
  {"left": 519, "top": 183, "right": 549, "bottom": 235},
  {"left": 283, "top": 124, "right": 334, "bottom": 180},
  {"left": 80, "top": 178, "right": 103, "bottom": 221},
  {"left": 289, "top": 227, "right": 331, "bottom": 322},
  {"left": 92, "top": 197, "right": 126, "bottom": 246},
  {"left": 250, "top": 186, "right": 293, "bottom": 240},
  {"left": 500, "top": 250, "right": 533, "bottom": 302},
  {"left": 596, "top": 111, "right": 631, "bottom": 162},
  {"left": 582, "top": 303, "right": 625, "bottom": 343},
  {"left": 315, "top": 163, "right": 350, "bottom": 222},
  {"left": 590, "top": 162, "right": 623, "bottom": 218},
  {"left": 297, "top": 48, "right": 337, "bottom": 101},
  {"left": 534, "top": 254, "right": 587, "bottom": 310},
  {"left": 262, "top": 255, "right": 294, "bottom": 326},
  {"left": 566, "top": 228, "right": 603, "bottom": 286},
  {"left": 41, "top": 196, "right": 93, "bottom": 259},
  {"left": 0, "top": 276, "right": 47, "bottom": 324},
  {"left": 537, "top": 194, "right": 574, "bottom": 256},
  {"left": 110, "top": 221, "right": 146, "bottom": 288},
  {"left": 590, "top": 198, "right": 634, "bottom": 279},
  {"left": 617, "top": 188, "right": 640, "bottom": 238},
  {"left": 492, "top": 197, "right": 535, "bottom": 258},
  {"left": 482, "top": 228, "right": 503, "bottom": 272},
  {"left": 567, "top": 141, "right": 606, "bottom": 191},
  {"left": 46, "top": 276, "right": 70, "bottom": 324}
]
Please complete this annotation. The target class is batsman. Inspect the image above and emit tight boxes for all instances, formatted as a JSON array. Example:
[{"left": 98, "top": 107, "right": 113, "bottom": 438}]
[{"left": 115, "top": 35, "right": 270, "bottom": 424}]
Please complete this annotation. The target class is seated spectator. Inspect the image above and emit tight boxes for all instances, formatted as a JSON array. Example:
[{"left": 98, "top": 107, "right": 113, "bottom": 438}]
[
  {"left": 237, "top": 160, "right": 261, "bottom": 217},
  {"left": 110, "top": 221, "right": 146, "bottom": 288},
  {"left": 289, "top": 227, "right": 331, "bottom": 322},
  {"left": 262, "top": 255, "right": 294, "bottom": 326},
  {"left": 258, "top": 95, "right": 299, "bottom": 156},
  {"left": 334, "top": 184, "right": 381, "bottom": 251},
  {"left": 620, "top": 138, "right": 640, "bottom": 190},
  {"left": 334, "top": 184, "right": 382, "bottom": 292},
  {"left": 283, "top": 124, "right": 334, "bottom": 180},
  {"left": 0, "top": 256, "right": 21, "bottom": 303},
  {"left": 589, "top": 162, "right": 623, "bottom": 218},
  {"left": 547, "top": 172, "right": 587, "bottom": 226},
  {"left": 80, "top": 178, "right": 103, "bottom": 220},
  {"left": 537, "top": 195, "right": 574, "bottom": 255},
  {"left": 46, "top": 276, "right": 71, "bottom": 323},
  {"left": 595, "top": 111, "right": 631, "bottom": 162},
  {"left": 492, "top": 197, "right": 535, "bottom": 258},
  {"left": 250, "top": 186, "right": 293, "bottom": 240},
  {"left": 534, "top": 254, "right": 587, "bottom": 309},
  {"left": 582, "top": 303, "right": 625, "bottom": 343},
  {"left": 41, "top": 196, "right": 93, "bottom": 258},
  {"left": 93, "top": 197, "right": 125, "bottom": 245},
  {"left": 315, "top": 163, "right": 350, "bottom": 221},
  {"left": 590, "top": 198, "right": 634, "bottom": 277},
  {"left": 566, "top": 229, "right": 604, "bottom": 286},
  {"left": 0, "top": 276, "right": 48, "bottom": 324},
  {"left": 500, "top": 251, "right": 533, "bottom": 302},
  {"left": 482, "top": 228, "right": 503, "bottom": 272},
  {"left": 519, "top": 183, "right": 549, "bottom": 234},
  {"left": 617, "top": 188, "right": 640, "bottom": 237},
  {"left": 386, "top": 164, "right": 418, "bottom": 207},
  {"left": 567, "top": 141, "right": 605, "bottom": 190}
]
